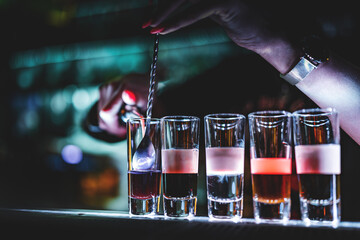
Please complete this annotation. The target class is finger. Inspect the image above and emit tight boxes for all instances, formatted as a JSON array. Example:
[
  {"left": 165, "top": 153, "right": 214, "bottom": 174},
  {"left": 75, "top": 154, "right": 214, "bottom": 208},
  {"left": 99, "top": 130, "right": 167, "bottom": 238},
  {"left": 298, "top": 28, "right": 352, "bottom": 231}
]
[
  {"left": 98, "top": 83, "right": 116, "bottom": 111},
  {"left": 149, "top": 0, "right": 187, "bottom": 27},
  {"left": 151, "top": 2, "right": 219, "bottom": 34},
  {"left": 101, "top": 83, "right": 125, "bottom": 112},
  {"left": 99, "top": 93, "right": 123, "bottom": 131}
]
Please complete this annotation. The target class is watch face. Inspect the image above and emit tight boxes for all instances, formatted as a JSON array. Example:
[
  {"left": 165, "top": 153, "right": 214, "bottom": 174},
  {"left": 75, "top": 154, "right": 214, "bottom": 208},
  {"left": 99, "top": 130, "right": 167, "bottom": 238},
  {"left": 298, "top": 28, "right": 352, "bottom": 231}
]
[{"left": 301, "top": 36, "right": 329, "bottom": 64}]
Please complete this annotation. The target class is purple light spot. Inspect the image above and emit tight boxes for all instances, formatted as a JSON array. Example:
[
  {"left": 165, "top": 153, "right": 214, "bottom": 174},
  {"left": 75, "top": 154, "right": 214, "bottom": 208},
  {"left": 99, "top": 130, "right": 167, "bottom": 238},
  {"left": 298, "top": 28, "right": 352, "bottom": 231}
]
[{"left": 61, "top": 145, "right": 83, "bottom": 164}]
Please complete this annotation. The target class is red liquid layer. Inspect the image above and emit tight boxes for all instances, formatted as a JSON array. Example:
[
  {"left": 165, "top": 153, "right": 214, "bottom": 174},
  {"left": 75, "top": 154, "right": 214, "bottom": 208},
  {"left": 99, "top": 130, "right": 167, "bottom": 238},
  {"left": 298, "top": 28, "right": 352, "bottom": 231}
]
[
  {"left": 251, "top": 158, "right": 292, "bottom": 175},
  {"left": 128, "top": 170, "right": 161, "bottom": 199}
]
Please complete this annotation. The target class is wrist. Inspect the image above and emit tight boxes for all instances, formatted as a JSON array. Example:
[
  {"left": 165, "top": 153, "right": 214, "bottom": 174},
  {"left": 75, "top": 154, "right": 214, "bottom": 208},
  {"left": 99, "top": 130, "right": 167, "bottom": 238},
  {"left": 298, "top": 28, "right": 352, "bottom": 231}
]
[
  {"left": 280, "top": 36, "right": 330, "bottom": 85},
  {"left": 255, "top": 35, "right": 302, "bottom": 75}
]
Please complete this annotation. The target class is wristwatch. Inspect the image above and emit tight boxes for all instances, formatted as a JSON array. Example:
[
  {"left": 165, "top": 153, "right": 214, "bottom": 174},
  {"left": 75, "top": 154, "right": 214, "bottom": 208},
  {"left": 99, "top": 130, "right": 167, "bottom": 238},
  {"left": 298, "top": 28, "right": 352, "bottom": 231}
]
[{"left": 280, "top": 36, "right": 329, "bottom": 85}]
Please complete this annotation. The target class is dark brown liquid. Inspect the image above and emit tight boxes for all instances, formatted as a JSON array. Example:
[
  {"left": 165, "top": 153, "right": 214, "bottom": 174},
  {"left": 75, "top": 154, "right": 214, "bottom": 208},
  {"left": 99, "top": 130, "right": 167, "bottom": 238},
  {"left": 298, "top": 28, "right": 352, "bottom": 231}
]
[
  {"left": 163, "top": 173, "right": 197, "bottom": 198},
  {"left": 299, "top": 174, "right": 340, "bottom": 200},
  {"left": 252, "top": 174, "right": 291, "bottom": 203}
]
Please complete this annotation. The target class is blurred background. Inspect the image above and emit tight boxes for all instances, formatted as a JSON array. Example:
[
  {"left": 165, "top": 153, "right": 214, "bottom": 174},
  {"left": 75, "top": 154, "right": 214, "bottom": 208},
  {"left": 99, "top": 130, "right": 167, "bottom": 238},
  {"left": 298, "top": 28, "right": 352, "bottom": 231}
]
[{"left": 0, "top": 0, "right": 360, "bottom": 220}]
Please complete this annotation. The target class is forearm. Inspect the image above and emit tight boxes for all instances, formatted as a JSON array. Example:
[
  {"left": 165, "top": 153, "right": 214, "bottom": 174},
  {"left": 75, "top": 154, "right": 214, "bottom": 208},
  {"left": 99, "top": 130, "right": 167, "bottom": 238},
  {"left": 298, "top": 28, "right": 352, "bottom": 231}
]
[
  {"left": 296, "top": 52, "right": 360, "bottom": 145},
  {"left": 259, "top": 36, "right": 360, "bottom": 145}
]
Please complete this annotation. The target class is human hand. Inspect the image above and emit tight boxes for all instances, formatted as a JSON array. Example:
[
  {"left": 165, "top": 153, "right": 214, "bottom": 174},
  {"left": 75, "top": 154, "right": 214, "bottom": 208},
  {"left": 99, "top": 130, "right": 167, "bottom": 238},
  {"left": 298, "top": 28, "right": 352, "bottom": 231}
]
[
  {"left": 143, "top": 0, "right": 301, "bottom": 74},
  {"left": 144, "top": 0, "right": 272, "bottom": 53},
  {"left": 98, "top": 74, "right": 148, "bottom": 138}
]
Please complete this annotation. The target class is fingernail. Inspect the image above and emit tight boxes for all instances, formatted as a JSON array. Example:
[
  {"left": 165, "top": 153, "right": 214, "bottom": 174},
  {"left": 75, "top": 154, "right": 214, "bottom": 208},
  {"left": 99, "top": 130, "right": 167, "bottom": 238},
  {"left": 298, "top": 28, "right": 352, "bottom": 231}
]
[
  {"left": 142, "top": 20, "right": 152, "bottom": 29},
  {"left": 150, "top": 27, "right": 164, "bottom": 34}
]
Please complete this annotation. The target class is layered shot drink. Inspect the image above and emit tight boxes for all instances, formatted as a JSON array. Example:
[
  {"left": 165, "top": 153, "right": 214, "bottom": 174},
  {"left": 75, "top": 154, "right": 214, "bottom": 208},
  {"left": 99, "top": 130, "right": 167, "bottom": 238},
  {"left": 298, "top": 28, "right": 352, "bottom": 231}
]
[
  {"left": 248, "top": 111, "right": 292, "bottom": 222},
  {"left": 250, "top": 156, "right": 291, "bottom": 220},
  {"left": 293, "top": 108, "right": 341, "bottom": 225},
  {"left": 161, "top": 116, "right": 200, "bottom": 218},
  {"left": 127, "top": 118, "right": 162, "bottom": 215},
  {"left": 204, "top": 114, "right": 245, "bottom": 219},
  {"left": 162, "top": 149, "right": 198, "bottom": 217}
]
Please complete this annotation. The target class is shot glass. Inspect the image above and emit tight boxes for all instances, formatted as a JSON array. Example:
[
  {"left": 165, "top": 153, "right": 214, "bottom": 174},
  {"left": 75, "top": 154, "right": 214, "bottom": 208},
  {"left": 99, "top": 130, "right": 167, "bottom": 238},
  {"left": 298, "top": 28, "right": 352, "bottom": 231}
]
[
  {"left": 293, "top": 108, "right": 341, "bottom": 225},
  {"left": 127, "top": 118, "right": 162, "bottom": 216},
  {"left": 161, "top": 116, "right": 200, "bottom": 218},
  {"left": 248, "top": 111, "right": 292, "bottom": 222},
  {"left": 204, "top": 113, "right": 245, "bottom": 220}
]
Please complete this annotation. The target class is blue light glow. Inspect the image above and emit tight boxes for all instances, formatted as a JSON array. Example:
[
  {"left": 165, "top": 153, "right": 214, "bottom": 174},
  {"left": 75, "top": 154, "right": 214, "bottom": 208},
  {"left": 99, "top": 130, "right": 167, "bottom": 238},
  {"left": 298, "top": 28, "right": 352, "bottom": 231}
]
[{"left": 61, "top": 144, "right": 83, "bottom": 164}]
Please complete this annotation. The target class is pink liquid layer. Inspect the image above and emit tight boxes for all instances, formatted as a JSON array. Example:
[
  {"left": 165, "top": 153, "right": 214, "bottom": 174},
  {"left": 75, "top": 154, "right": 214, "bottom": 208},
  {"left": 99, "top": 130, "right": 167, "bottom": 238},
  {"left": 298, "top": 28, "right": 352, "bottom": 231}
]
[
  {"left": 295, "top": 144, "right": 341, "bottom": 174},
  {"left": 206, "top": 147, "right": 244, "bottom": 175},
  {"left": 251, "top": 158, "right": 292, "bottom": 175},
  {"left": 162, "top": 149, "right": 199, "bottom": 174}
]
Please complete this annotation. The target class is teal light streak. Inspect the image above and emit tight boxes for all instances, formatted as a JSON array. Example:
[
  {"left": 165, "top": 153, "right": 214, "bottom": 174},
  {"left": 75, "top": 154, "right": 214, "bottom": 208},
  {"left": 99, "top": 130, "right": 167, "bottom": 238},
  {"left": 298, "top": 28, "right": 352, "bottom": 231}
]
[{"left": 10, "top": 28, "right": 230, "bottom": 70}]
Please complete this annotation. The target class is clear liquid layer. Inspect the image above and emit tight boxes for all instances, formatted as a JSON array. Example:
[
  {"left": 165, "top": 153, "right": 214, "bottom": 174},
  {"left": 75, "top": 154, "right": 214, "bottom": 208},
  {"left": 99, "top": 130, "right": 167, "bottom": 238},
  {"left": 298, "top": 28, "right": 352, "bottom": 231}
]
[
  {"left": 207, "top": 173, "right": 244, "bottom": 218},
  {"left": 207, "top": 173, "right": 243, "bottom": 200}
]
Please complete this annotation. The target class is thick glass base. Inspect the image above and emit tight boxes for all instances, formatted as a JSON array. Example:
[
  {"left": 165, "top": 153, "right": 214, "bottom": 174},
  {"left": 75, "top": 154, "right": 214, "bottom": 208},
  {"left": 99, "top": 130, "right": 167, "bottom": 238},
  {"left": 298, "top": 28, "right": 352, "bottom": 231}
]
[
  {"left": 300, "top": 197, "right": 341, "bottom": 226},
  {"left": 129, "top": 196, "right": 159, "bottom": 216},
  {"left": 253, "top": 198, "right": 290, "bottom": 223},
  {"left": 163, "top": 196, "right": 197, "bottom": 218},
  {"left": 208, "top": 197, "right": 243, "bottom": 220}
]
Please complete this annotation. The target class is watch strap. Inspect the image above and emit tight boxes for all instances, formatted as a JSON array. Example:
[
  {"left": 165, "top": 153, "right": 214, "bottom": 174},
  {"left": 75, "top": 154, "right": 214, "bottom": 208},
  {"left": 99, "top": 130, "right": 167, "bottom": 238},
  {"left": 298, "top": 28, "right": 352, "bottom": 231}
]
[
  {"left": 281, "top": 35, "right": 329, "bottom": 85},
  {"left": 280, "top": 56, "right": 317, "bottom": 85}
]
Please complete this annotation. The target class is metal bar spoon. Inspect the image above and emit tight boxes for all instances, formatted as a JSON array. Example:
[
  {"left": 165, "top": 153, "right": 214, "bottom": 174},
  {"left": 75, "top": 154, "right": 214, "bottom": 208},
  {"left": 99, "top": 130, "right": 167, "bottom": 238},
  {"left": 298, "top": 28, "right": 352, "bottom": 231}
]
[{"left": 132, "top": 34, "right": 159, "bottom": 170}]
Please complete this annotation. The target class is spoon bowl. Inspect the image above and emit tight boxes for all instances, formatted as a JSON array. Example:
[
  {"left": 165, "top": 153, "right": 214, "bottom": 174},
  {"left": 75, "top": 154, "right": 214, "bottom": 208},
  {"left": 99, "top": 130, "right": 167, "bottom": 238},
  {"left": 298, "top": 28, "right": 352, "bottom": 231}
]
[{"left": 132, "top": 121, "right": 156, "bottom": 170}]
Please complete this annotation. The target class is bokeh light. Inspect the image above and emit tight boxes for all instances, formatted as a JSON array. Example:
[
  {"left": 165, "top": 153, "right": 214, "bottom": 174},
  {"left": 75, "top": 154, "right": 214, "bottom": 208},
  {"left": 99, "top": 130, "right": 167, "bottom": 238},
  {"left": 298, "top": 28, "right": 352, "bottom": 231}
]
[{"left": 61, "top": 144, "right": 83, "bottom": 164}]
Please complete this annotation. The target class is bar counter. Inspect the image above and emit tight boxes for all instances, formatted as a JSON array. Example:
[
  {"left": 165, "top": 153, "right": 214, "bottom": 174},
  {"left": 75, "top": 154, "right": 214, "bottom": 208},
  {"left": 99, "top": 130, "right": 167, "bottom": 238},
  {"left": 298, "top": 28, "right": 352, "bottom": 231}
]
[{"left": 1, "top": 208, "right": 360, "bottom": 239}]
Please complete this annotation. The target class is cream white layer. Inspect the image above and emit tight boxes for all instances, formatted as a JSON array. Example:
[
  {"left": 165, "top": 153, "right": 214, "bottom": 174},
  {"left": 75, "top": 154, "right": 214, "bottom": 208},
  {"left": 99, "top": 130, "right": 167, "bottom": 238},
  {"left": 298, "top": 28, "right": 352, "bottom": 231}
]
[
  {"left": 206, "top": 147, "right": 244, "bottom": 175},
  {"left": 295, "top": 144, "right": 341, "bottom": 174},
  {"left": 162, "top": 149, "right": 199, "bottom": 173}
]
